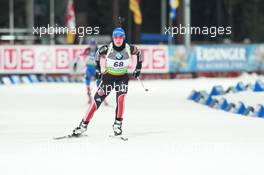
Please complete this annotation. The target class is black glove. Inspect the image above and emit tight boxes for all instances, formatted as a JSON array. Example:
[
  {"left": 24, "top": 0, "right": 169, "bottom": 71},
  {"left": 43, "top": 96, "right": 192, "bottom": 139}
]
[
  {"left": 95, "top": 70, "right": 102, "bottom": 80},
  {"left": 133, "top": 69, "right": 141, "bottom": 78},
  {"left": 73, "top": 62, "right": 77, "bottom": 72}
]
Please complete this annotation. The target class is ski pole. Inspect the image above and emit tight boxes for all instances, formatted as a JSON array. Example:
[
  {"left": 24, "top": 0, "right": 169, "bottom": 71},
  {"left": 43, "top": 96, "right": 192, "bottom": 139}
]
[{"left": 137, "top": 77, "right": 149, "bottom": 91}]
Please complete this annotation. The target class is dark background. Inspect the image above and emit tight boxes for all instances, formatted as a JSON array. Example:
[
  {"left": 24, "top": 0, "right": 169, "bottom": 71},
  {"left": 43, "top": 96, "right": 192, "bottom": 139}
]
[{"left": 0, "top": 0, "right": 264, "bottom": 43}]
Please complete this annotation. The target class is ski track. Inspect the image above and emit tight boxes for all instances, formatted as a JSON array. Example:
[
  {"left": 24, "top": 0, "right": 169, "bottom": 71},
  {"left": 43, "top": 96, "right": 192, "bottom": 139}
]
[{"left": 1, "top": 74, "right": 264, "bottom": 175}]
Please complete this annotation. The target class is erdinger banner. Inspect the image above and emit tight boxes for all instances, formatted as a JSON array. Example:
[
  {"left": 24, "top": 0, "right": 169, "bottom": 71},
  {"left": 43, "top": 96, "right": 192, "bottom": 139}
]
[
  {"left": 0, "top": 45, "right": 169, "bottom": 74},
  {"left": 190, "top": 45, "right": 256, "bottom": 72},
  {"left": 168, "top": 44, "right": 263, "bottom": 72}
]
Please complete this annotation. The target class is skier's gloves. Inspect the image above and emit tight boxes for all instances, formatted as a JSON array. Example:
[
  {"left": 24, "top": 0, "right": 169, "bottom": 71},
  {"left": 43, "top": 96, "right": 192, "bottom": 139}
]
[
  {"left": 95, "top": 70, "right": 102, "bottom": 80},
  {"left": 133, "top": 69, "right": 141, "bottom": 78}
]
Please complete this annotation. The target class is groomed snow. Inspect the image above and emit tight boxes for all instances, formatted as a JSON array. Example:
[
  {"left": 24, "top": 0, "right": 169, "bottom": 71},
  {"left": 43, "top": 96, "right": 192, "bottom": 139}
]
[{"left": 1, "top": 74, "right": 264, "bottom": 175}]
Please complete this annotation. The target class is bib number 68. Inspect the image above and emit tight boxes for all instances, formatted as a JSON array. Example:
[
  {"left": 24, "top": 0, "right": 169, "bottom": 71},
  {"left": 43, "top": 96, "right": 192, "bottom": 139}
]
[{"left": 114, "top": 61, "right": 124, "bottom": 67}]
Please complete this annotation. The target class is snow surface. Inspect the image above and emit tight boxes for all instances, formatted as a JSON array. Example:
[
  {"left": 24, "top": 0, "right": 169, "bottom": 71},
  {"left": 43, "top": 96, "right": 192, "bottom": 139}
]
[{"left": 1, "top": 74, "right": 264, "bottom": 175}]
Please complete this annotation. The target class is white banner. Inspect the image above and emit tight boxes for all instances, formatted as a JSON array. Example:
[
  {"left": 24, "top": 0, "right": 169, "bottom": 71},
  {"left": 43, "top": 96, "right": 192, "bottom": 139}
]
[{"left": 0, "top": 45, "right": 169, "bottom": 74}]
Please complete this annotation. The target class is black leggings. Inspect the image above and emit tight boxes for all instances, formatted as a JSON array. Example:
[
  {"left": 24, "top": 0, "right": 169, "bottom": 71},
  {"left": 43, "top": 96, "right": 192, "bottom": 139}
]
[{"left": 83, "top": 73, "right": 129, "bottom": 123}]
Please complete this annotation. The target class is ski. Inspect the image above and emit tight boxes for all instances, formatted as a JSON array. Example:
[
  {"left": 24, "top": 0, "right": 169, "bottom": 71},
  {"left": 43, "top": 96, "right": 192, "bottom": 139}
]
[
  {"left": 109, "top": 135, "right": 128, "bottom": 141},
  {"left": 53, "top": 134, "right": 88, "bottom": 140},
  {"left": 54, "top": 133, "right": 127, "bottom": 141}
]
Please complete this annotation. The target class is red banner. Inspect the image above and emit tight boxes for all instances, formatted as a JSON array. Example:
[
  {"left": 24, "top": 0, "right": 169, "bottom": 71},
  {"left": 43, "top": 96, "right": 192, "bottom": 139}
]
[{"left": 0, "top": 45, "right": 169, "bottom": 74}]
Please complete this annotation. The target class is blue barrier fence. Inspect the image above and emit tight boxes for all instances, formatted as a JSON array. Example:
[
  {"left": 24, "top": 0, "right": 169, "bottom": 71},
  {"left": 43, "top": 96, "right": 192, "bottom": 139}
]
[{"left": 188, "top": 80, "right": 264, "bottom": 118}]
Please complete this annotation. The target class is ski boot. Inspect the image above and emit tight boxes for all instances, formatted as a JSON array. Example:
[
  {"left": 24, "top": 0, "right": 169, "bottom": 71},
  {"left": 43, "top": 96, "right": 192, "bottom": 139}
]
[
  {"left": 112, "top": 120, "right": 123, "bottom": 136},
  {"left": 72, "top": 120, "right": 88, "bottom": 137}
]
